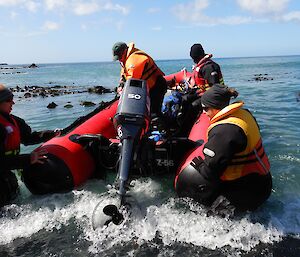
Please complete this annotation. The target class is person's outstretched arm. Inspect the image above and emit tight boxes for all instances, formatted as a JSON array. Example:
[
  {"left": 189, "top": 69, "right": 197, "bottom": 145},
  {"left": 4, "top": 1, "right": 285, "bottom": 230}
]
[{"left": 13, "top": 115, "right": 58, "bottom": 146}]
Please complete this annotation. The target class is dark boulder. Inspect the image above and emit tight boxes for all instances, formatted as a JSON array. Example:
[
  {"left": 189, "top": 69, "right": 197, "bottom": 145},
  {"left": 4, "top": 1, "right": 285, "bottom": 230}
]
[
  {"left": 24, "top": 92, "right": 31, "bottom": 98},
  {"left": 28, "top": 63, "right": 38, "bottom": 68},
  {"left": 47, "top": 102, "right": 58, "bottom": 109},
  {"left": 39, "top": 91, "right": 47, "bottom": 97},
  {"left": 80, "top": 101, "right": 96, "bottom": 107},
  {"left": 64, "top": 104, "right": 73, "bottom": 108},
  {"left": 88, "top": 86, "right": 112, "bottom": 94},
  {"left": 249, "top": 74, "right": 274, "bottom": 82}
]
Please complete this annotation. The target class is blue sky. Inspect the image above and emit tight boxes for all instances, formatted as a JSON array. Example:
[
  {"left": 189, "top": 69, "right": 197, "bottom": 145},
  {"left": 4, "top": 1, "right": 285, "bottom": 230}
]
[{"left": 1, "top": 0, "right": 300, "bottom": 64}]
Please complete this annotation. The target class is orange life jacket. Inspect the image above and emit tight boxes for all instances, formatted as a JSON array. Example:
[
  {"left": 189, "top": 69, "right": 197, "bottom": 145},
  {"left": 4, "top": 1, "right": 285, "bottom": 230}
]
[
  {"left": 207, "top": 102, "right": 270, "bottom": 181},
  {"left": 191, "top": 54, "right": 224, "bottom": 93},
  {"left": 0, "top": 114, "right": 21, "bottom": 156},
  {"left": 121, "top": 42, "right": 164, "bottom": 90}
]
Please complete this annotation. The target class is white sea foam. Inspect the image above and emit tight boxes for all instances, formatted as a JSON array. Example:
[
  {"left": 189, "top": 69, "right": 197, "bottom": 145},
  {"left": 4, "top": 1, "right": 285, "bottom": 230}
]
[
  {"left": 0, "top": 180, "right": 104, "bottom": 245},
  {"left": 0, "top": 177, "right": 287, "bottom": 252},
  {"left": 278, "top": 154, "right": 300, "bottom": 163},
  {"left": 83, "top": 178, "right": 283, "bottom": 254}
]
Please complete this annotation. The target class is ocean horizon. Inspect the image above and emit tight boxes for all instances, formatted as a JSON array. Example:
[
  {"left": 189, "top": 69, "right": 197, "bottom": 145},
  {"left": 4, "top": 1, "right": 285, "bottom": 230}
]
[{"left": 2, "top": 53, "right": 300, "bottom": 67}]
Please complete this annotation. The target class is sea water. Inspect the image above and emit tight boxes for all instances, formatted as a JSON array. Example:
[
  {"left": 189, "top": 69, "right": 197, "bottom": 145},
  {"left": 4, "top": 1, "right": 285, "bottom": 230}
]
[{"left": 0, "top": 56, "right": 300, "bottom": 256}]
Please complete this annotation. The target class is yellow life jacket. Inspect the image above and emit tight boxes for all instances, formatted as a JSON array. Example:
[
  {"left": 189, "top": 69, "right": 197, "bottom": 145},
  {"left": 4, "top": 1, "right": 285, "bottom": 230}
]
[
  {"left": 207, "top": 102, "right": 270, "bottom": 181},
  {"left": 121, "top": 42, "right": 164, "bottom": 90}
]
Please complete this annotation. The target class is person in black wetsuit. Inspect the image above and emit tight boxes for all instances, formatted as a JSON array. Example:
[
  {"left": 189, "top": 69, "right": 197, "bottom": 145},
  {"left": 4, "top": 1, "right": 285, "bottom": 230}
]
[
  {"left": 189, "top": 43, "right": 224, "bottom": 88},
  {"left": 0, "top": 84, "right": 60, "bottom": 208},
  {"left": 171, "top": 43, "right": 225, "bottom": 136},
  {"left": 175, "top": 84, "right": 272, "bottom": 213}
]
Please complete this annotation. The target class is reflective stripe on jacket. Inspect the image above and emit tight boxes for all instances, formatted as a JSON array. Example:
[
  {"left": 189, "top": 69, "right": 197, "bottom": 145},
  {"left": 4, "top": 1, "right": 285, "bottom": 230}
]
[
  {"left": 121, "top": 42, "right": 164, "bottom": 90},
  {"left": 207, "top": 102, "right": 270, "bottom": 181},
  {"left": 0, "top": 114, "right": 21, "bottom": 156}
]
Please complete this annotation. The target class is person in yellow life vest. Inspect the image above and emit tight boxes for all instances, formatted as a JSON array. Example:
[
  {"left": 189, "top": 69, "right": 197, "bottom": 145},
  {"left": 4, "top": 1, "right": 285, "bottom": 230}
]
[
  {"left": 175, "top": 84, "right": 272, "bottom": 213},
  {"left": 0, "top": 84, "right": 60, "bottom": 208},
  {"left": 112, "top": 42, "right": 167, "bottom": 117}
]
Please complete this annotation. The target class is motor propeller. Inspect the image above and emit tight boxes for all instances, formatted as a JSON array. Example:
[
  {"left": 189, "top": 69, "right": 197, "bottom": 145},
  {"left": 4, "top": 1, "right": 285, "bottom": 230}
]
[{"left": 103, "top": 204, "right": 124, "bottom": 225}]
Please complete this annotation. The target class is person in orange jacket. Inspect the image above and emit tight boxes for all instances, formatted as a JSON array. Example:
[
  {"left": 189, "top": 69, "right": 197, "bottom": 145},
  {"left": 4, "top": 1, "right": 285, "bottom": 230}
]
[
  {"left": 0, "top": 84, "right": 60, "bottom": 207},
  {"left": 112, "top": 42, "right": 167, "bottom": 117}
]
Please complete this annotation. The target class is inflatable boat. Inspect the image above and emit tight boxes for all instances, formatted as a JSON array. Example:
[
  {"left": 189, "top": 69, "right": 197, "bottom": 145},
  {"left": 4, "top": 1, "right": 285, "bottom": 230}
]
[
  {"left": 23, "top": 78, "right": 210, "bottom": 197},
  {"left": 23, "top": 100, "right": 118, "bottom": 194},
  {"left": 164, "top": 68, "right": 192, "bottom": 85}
]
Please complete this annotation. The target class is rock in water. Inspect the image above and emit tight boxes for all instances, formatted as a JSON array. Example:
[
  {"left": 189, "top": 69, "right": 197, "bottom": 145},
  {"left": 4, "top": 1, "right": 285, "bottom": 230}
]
[
  {"left": 47, "top": 102, "right": 58, "bottom": 109},
  {"left": 80, "top": 101, "right": 96, "bottom": 107}
]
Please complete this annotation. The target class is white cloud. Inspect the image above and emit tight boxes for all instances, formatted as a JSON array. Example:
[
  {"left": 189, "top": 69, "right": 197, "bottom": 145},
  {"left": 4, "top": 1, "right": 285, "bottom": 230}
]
[
  {"left": 0, "top": 0, "right": 22, "bottom": 6},
  {"left": 71, "top": 1, "right": 129, "bottom": 16},
  {"left": 43, "top": 21, "right": 60, "bottom": 30},
  {"left": 236, "top": 0, "right": 289, "bottom": 15},
  {"left": 0, "top": 0, "right": 40, "bottom": 12},
  {"left": 172, "top": 0, "right": 208, "bottom": 23},
  {"left": 1, "top": 0, "right": 130, "bottom": 16},
  {"left": 99, "top": 2, "right": 129, "bottom": 15},
  {"left": 73, "top": 2, "right": 99, "bottom": 16},
  {"left": 44, "top": 0, "right": 67, "bottom": 11},
  {"left": 282, "top": 11, "right": 300, "bottom": 22},
  {"left": 236, "top": 0, "right": 300, "bottom": 23},
  {"left": 172, "top": 0, "right": 252, "bottom": 26},
  {"left": 24, "top": 1, "right": 39, "bottom": 12},
  {"left": 217, "top": 16, "right": 253, "bottom": 25},
  {"left": 172, "top": 0, "right": 300, "bottom": 26}
]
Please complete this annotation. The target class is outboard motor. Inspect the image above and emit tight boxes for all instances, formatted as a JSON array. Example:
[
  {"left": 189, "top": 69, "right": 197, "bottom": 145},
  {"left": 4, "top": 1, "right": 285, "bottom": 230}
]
[
  {"left": 113, "top": 78, "right": 150, "bottom": 200},
  {"left": 93, "top": 78, "right": 150, "bottom": 227}
]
